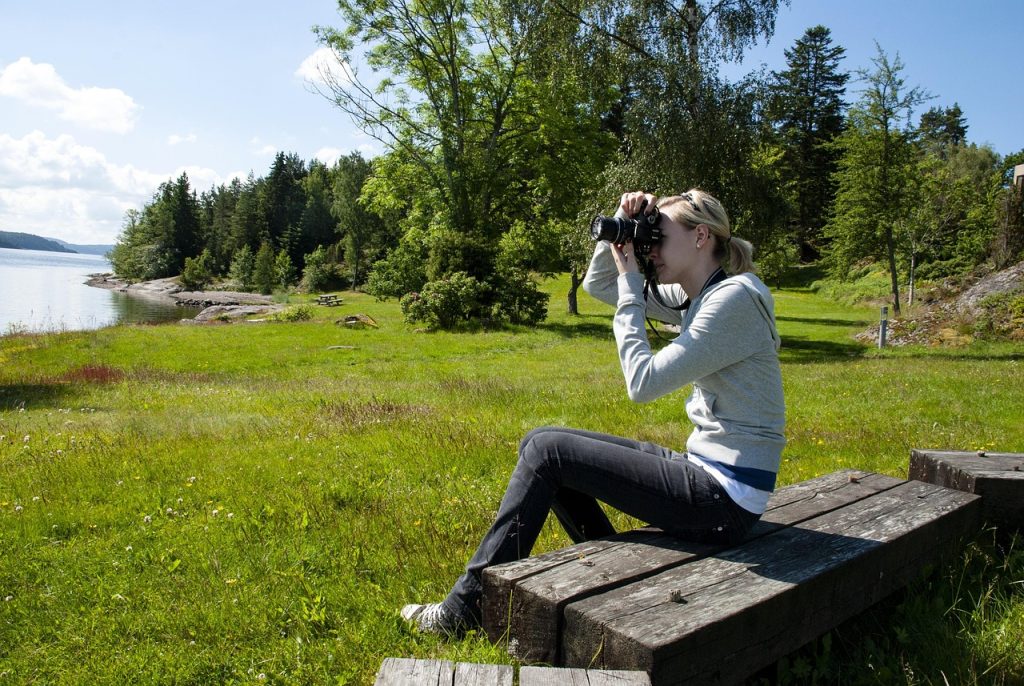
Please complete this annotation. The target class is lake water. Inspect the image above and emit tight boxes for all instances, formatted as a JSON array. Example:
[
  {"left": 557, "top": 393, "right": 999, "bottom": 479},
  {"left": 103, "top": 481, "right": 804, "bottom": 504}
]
[{"left": 0, "top": 248, "right": 198, "bottom": 334}]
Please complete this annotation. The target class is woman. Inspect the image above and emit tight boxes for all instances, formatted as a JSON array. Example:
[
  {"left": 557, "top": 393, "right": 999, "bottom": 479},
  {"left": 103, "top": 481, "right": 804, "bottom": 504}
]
[{"left": 402, "top": 189, "right": 786, "bottom": 636}]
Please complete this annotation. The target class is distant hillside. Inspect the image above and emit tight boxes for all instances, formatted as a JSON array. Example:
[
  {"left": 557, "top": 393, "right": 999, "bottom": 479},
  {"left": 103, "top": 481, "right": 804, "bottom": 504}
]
[
  {"left": 0, "top": 231, "right": 76, "bottom": 253},
  {"left": 47, "top": 237, "right": 114, "bottom": 256}
]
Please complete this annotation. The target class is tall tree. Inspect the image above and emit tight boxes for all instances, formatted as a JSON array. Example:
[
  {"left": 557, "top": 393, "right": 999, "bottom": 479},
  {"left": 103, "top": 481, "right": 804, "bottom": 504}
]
[
  {"left": 918, "top": 103, "right": 968, "bottom": 155},
  {"left": 263, "top": 152, "right": 308, "bottom": 247},
  {"left": 824, "top": 46, "right": 929, "bottom": 316},
  {"left": 769, "top": 25, "right": 848, "bottom": 261}
]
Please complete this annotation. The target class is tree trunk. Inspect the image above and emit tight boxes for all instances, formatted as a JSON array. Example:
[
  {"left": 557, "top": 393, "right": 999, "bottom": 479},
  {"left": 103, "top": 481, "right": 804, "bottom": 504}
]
[
  {"left": 885, "top": 225, "right": 901, "bottom": 316},
  {"left": 567, "top": 269, "right": 581, "bottom": 315}
]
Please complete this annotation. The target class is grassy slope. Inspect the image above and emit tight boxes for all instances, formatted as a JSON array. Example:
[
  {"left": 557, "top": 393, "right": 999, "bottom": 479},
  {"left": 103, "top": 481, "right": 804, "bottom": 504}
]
[{"left": 1, "top": 276, "right": 1021, "bottom": 685}]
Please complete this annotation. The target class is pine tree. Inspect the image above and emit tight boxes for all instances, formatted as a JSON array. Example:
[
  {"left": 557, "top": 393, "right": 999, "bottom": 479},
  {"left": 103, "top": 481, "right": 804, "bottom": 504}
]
[
  {"left": 769, "top": 25, "right": 849, "bottom": 261},
  {"left": 253, "top": 242, "right": 276, "bottom": 295}
]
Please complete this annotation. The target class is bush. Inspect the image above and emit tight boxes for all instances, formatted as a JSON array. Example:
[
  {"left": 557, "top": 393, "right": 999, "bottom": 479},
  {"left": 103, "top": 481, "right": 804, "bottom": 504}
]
[
  {"left": 365, "top": 229, "right": 429, "bottom": 299},
  {"left": 490, "top": 268, "right": 550, "bottom": 326},
  {"left": 400, "top": 272, "right": 486, "bottom": 329},
  {"left": 271, "top": 304, "right": 315, "bottom": 322},
  {"left": 181, "top": 249, "right": 214, "bottom": 290},
  {"left": 972, "top": 288, "right": 1024, "bottom": 339}
]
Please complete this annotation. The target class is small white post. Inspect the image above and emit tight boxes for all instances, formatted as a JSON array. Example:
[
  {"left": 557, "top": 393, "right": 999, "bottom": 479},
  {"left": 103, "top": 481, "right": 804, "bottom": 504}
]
[{"left": 879, "top": 307, "right": 888, "bottom": 348}]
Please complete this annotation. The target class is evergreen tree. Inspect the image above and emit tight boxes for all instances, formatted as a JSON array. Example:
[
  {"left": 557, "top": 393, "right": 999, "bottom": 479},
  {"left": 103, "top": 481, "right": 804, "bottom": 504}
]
[
  {"left": 228, "top": 244, "right": 256, "bottom": 290},
  {"left": 769, "top": 25, "right": 849, "bottom": 261},
  {"left": 274, "top": 249, "right": 297, "bottom": 290},
  {"left": 919, "top": 103, "right": 968, "bottom": 155},
  {"left": 253, "top": 242, "right": 276, "bottom": 295},
  {"left": 264, "top": 152, "right": 307, "bottom": 247}
]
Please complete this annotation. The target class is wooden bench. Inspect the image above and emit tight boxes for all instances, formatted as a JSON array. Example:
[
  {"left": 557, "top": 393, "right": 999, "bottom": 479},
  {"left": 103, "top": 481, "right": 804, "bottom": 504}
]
[
  {"left": 374, "top": 658, "right": 651, "bottom": 685},
  {"left": 909, "top": 449, "right": 1024, "bottom": 531},
  {"left": 481, "top": 469, "right": 982, "bottom": 685},
  {"left": 316, "top": 294, "right": 342, "bottom": 306}
]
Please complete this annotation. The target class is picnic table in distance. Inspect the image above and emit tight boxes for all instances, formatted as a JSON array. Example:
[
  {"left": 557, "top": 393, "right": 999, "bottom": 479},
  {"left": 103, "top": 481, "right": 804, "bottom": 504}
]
[{"left": 317, "top": 294, "right": 342, "bottom": 306}]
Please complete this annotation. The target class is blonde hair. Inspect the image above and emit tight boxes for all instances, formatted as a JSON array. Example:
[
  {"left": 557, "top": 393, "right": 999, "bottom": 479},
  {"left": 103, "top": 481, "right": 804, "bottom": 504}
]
[{"left": 657, "top": 189, "right": 756, "bottom": 274}]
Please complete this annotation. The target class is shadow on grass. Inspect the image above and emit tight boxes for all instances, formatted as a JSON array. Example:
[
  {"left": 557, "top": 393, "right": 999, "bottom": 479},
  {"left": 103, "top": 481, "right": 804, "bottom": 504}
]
[
  {"left": 0, "top": 383, "right": 75, "bottom": 410},
  {"left": 779, "top": 336, "right": 868, "bottom": 363},
  {"left": 777, "top": 315, "right": 872, "bottom": 329},
  {"left": 536, "top": 316, "right": 613, "bottom": 340}
]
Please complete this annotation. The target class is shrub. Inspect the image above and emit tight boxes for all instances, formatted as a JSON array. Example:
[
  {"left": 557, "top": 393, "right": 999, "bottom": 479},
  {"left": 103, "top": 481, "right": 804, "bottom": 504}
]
[
  {"left": 271, "top": 304, "right": 315, "bottom": 322},
  {"left": 365, "top": 229, "right": 429, "bottom": 299},
  {"left": 301, "top": 247, "right": 331, "bottom": 292},
  {"left": 972, "top": 288, "right": 1024, "bottom": 339},
  {"left": 400, "top": 271, "right": 486, "bottom": 329},
  {"left": 181, "top": 249, "right": 214, "bottom": 290},
  {"left": 490, "top": 268, "right": 550, "bottom": 326}
]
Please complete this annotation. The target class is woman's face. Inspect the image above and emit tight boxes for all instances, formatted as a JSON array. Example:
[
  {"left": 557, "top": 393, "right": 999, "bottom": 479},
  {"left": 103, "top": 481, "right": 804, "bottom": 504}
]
[{"left": 648, "top": 214, "right": 699, "bottom": 285}]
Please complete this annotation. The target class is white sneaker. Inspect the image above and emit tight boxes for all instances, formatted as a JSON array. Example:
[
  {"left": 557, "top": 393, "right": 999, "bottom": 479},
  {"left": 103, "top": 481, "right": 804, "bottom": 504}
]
[{"left": 400, "top": 602, "right": 466, "bottom": 637}]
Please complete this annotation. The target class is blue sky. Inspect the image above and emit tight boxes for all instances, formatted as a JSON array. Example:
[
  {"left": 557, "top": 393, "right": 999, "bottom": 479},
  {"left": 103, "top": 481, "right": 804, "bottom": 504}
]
[{"left": 1, "top": 1, "right": 1021, "bottom": 245}]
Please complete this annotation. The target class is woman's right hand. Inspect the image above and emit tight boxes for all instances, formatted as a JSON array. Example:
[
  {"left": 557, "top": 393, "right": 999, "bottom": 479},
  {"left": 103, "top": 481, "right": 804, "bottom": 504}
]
[{"left": 618, "top": 191, "right": 658, "bottom": 218}]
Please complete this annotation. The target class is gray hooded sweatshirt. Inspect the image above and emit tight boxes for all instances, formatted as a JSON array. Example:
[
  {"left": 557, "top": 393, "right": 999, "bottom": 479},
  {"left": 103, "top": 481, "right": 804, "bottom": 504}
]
[{"left": 583, "top": 240, "right": 786, "bottom": 513}]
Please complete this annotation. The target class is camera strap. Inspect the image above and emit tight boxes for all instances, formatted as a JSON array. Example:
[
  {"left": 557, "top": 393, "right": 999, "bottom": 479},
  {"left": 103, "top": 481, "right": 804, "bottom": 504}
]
[{"left": 641, "top": 260, "right": 727, "bottom": 340}]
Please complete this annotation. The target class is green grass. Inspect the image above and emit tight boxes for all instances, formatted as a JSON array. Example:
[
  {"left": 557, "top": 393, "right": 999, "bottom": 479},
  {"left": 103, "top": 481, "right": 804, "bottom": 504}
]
[{"left": 1, "top": 276, "right": 1022, "bottom": 685}]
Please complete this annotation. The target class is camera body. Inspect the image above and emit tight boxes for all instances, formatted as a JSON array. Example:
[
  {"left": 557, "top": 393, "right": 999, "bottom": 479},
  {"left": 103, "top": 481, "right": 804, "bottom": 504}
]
[{"left": 589, "top": 200, "right": 663, "bottom": 257}]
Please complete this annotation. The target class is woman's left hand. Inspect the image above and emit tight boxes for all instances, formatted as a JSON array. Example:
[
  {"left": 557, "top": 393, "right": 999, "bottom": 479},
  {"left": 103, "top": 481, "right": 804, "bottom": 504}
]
[{"left": 611, "top": 240, "right": 639, "bottom": 275}]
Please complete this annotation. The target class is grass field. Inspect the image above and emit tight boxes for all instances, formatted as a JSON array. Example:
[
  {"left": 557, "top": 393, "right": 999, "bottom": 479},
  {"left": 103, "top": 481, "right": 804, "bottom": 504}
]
[{"left": 1, "top": 275, "right": 1022, "bottom": 685}]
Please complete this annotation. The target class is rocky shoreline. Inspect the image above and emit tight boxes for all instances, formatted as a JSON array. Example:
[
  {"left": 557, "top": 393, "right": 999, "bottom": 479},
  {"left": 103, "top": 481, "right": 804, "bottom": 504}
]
[{"left": 86, "top": 273, "right": 284, "bottom": 321}]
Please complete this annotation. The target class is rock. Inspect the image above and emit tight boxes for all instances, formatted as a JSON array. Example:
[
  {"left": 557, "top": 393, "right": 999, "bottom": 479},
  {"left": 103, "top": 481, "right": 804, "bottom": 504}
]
[
  {"left": 126, "top": 277, "right": 183, "bottom": 300},
  {"left": 192, "top": 305, "right": 284, "bottom": 322},
  {"left": 956, "top": 261, "right": 1024, "bottom": 315},
  {"left": 337, "top": 314, "right": 378, "bottom": 329},
  {"left": 173, "top": 290, "right": 274, "bottom": 308}
]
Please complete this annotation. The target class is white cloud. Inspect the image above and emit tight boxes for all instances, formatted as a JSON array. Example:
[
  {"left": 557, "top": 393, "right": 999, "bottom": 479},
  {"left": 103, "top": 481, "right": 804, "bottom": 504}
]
[
  {"left": 295, "top": 47, "right": 353, "bottom": 88},
  {"left": 249, "top": 136, "right": 277, "bottom": 157},
  {"left": 0, "top": 57, "right": 140, "bottom": 134},
  {"left": 313, "top": 147, "right": 344, "bottom": 166},
  {"left": 168, "top": 133, "right": 197, "bottom": 146},
  {"left": 0, "top": 131, "right": 223, "bottom": 244}
]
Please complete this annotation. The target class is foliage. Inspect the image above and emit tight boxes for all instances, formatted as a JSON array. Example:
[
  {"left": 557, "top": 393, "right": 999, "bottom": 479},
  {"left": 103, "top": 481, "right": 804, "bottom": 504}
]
[
  {"left": 228, "top": 244, "right": 255, "bottom": 291},
  {"left": 364, "top": 226, "right": 431, "bottom": 301},
  {"left": 970, "top": 287, "right": 1024, "bottom": 339},
  {"left": 823, "top": 45, "right": 930, "bottom": 315},
  {"left": 270, "top": 304, "right": 316, "bottom": 322},
  {"left": 400, "top": 271, "right": 487, "bottom": 329},
  {"left": 301, "top": 246, "right": 332, "bottom": 293},
  {"left": 253, "top": 242, "right": 276, "bottom": 295},
  {"left": 489, "top": 268, "right": 550, "bottom": 326},
  {"left": 767, "top": 25, "right": 849, "bottom": 261},
  {"left": 180, "top": 249, "right": 214, "bottom": 291},
  {"left": 274, "top": 249, "right": 297, "bottom": 290}
]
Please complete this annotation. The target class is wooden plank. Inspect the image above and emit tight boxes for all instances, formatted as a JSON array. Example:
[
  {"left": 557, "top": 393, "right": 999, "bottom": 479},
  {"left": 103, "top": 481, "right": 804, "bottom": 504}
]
[
  {"left": 910, "top": 449, "right": 1024, "bottom": 529},
  {"left": 519, "top": 666, "right": 652, "bottom": 686},
  {"left": 453, "top": 662, "right": 513, "bottom": 685},
  {"left": 561, "top": 480, "right": 982, "bottom": 685},
  {"left": 584, "top": 670, "right": 654, "bottom": 685},
  {"left": 482, "top": 470, "right": 902, "bottom": 662},
  {"left": 374, "top": 657, "right": 452, "bottom": 685}
]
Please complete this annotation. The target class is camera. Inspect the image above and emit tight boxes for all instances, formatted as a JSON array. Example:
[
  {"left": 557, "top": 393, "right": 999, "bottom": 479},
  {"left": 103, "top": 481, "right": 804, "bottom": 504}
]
[{"left": 589, "top": 200, "right": 663, "bottom": 257}]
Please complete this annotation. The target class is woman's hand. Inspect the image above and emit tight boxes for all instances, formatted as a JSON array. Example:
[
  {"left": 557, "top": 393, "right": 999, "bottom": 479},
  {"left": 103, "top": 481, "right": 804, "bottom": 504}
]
[
  {"left": 611, "top": 191, "right": 657, "bottom": 275},
  {"left": 618, "top": 191, "right": 658, "bottom": 219},
  {"left": 611, "top": 240, "right": 638, "bottom": 275}
]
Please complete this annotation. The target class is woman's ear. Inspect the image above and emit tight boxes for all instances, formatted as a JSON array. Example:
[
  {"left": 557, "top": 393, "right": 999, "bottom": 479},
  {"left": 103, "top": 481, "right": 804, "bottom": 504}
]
[{"left": 694, "top": 224, "right": 710, "bottom": 244}]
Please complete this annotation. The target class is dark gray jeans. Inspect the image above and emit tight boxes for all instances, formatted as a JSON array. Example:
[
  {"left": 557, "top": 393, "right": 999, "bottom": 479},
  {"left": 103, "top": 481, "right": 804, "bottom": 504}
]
[{"left": 443, "top": 426, "right": 760, "bottom": 625}]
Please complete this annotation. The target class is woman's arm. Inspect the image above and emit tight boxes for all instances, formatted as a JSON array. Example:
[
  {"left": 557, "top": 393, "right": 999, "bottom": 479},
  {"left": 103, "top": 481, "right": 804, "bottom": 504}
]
[{"left": 615, "top": 280, "right": 767, "bottom": 402}]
